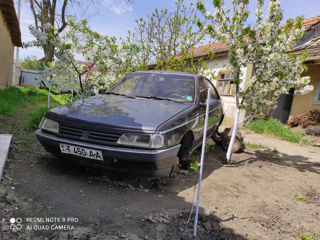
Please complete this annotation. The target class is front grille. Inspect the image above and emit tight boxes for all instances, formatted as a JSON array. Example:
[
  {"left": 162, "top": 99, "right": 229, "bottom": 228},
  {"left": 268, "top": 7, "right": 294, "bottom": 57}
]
[
  {"left": 88, "top": 131, "right": 121, "bottom": 142},
  {"left": 59, "top": 125, "right": 82, "bottom": 137},
  {"left": 58, "top": 124, "right": 121, "bottom": 145}
]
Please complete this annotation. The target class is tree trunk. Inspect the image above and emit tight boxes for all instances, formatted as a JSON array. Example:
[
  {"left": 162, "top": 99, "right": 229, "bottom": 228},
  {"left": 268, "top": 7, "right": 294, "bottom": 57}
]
[
  {"left": 44, "top": 42, "right": 55, "bottom": 63},
  {"left": 29, "top": 0, "right": 68, "bottom": 64}
]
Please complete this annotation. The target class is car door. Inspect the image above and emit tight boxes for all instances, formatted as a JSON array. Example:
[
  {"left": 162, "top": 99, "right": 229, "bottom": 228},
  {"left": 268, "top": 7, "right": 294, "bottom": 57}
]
[
  {"left": 204, "top": 77, "right": 223, "bottom": 133},
  {"left": 193, "top": 76, "right": 222, "bottom": 146}
]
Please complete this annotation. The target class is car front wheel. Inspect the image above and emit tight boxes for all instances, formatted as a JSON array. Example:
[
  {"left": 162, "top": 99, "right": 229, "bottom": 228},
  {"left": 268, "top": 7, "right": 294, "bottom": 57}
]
[{"left": 178, "top": 137, "right": 193, "bottom": 169}]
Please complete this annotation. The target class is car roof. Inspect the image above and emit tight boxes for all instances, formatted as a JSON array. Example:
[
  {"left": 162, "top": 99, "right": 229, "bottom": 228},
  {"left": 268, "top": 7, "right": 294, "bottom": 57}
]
[{"left": 134, "top": 70, "right": 198, "bottom": 78}]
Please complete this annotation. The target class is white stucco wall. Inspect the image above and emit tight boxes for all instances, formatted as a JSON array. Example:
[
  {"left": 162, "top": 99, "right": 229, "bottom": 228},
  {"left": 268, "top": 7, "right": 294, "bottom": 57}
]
[{"left": 206, "top": 57, "right": 248, "bottom": 124}]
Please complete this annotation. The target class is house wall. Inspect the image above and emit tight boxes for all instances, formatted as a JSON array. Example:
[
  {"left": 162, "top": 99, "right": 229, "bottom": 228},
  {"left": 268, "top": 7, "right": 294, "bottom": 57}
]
[
  {"left": 0, "top": 12, "right": 14, "bottom": 89},
  {"left": 206, "top": 57, "right": 249, "bottom": 126},
  {"left": 290, "top": 64, "right": 320, "bottom": 117}
]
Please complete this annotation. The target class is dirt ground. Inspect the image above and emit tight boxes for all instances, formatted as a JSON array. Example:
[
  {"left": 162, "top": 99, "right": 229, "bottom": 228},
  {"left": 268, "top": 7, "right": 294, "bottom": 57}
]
[{"left": 1, "top": 110, "right": 320, "bottom": 240}]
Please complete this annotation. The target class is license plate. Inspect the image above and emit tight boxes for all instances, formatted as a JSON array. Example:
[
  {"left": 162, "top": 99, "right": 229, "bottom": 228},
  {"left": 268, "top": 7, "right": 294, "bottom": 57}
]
[{"left": 59, "top": 143, "right": 104, "bottom": 161}]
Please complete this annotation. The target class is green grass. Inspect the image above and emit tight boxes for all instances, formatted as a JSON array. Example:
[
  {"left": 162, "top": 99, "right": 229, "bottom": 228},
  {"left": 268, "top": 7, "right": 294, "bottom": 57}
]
[
  {"left": 230, "top": 184, "right": 240, "bottom": 190},
  {"left": 300, "top": 235, "right": 318, "bottom": 240},
  {"left": 247, "top": 118, "right": 305, "bottom": 143},
  {"left": 296, "top": 194, "right": 309, "bottom": 201},
  {"left": 0, "top": 87, "right": 70, "bottom": 131},
  {"left": 205, "top": 145, "right": 215, "bottom": 153},
  {"left": 0, "top": 87, "right": 69, "bottom": 117},
  {"left": 189, "top": 161, "right": 200, "bottom": 171},
  {"left": 244, "top": 141, "right": 267, "bottom": 149},
  {"left": 27, "top": 107, "right": 49, "bottom": 129}
]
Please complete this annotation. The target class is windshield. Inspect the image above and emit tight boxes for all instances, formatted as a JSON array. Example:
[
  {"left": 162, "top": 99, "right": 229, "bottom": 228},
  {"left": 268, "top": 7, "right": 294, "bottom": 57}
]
[{"left": 109, "top": 72, "right": 195, "bottom": 103}]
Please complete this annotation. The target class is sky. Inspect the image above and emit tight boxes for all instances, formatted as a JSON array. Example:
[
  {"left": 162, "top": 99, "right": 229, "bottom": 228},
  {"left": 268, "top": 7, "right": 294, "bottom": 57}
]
[{"left": 16, "top": 0, "right": 320, "bottom": 61}]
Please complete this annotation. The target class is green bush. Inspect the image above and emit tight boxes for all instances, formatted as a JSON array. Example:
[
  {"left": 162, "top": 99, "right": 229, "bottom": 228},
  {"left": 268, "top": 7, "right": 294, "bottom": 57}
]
[
  {"left": 27, "top": 107, "right": 49, "bottom": 129},
  {"left": 248, "top": 118, "right": 305, "bottom": 143}
]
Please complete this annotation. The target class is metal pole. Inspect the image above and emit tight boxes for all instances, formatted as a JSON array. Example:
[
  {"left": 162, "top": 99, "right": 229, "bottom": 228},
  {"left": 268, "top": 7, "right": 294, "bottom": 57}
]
[
  {"left": 193, "top": 88, "right": 211, "bottom": 237},
  {"left": 226, "top": 108, "right": 240, "bottom": 163}
]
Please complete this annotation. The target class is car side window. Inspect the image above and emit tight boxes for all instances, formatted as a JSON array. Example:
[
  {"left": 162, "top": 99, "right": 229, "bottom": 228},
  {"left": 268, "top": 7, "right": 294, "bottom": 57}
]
[
  {"left": 198, "top": 77, "right": 208, "bottom": 103},
  {"left": 199, "top": 77, "right": 220, "bottom": 103},
  {"left": 204, "top": 78, "right": 219, "bottom": 100}
]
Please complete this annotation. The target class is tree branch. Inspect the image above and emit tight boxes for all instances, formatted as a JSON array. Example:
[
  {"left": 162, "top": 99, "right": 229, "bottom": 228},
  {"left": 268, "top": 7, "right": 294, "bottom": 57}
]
[
  {"left": 57, "top": 0, "right": 68, "bottom": 34},
  {"left": 30, "top": 0, "right": 39, "bottom": 30},
  {"left": 40, "top": 80, "right": 75, "bottom": 95}
]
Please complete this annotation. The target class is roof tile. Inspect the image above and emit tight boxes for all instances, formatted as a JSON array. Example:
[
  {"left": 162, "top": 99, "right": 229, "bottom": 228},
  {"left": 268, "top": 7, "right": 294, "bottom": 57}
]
[{"left": 192, "top": 15, "right": 320, "bottom": 58}]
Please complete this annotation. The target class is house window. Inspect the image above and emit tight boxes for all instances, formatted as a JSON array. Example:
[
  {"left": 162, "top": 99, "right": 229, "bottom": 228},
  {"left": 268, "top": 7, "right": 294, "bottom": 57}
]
[
  {"left": 216, "top": 72, "right": 235, "bottom": 95},
  {"left": 314, "top": 80, "right": 320, "bottom": 105}
]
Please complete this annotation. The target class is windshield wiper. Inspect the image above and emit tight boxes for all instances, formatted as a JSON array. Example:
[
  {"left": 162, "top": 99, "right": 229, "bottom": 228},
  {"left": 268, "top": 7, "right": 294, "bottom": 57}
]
[
  {"left": 134, "top": 95, "right": 182, "bottom": 102},
  {"left": 101, "top": 91, "right": 136, "bottom": 99}
]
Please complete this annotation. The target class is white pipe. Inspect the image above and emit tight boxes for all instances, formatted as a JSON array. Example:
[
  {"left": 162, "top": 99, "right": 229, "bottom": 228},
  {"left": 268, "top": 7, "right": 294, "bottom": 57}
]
[
  {"left": 48, "top": 77, "right": 52, "bottom": 109},
  {"left": 71, "top": 89, "right": 74, "bottom": 102},
  {"left": 48, "top": 84, "right": 51, "bottom": 109},
  {"left": 237, "top": 114, "right": 252, "bottom": 125},
  {"left": 226, "top": 108, "right": 240, "bottom": 163},
  {"left": 193, "top": 88, "right": 210, "bottom": 237}
]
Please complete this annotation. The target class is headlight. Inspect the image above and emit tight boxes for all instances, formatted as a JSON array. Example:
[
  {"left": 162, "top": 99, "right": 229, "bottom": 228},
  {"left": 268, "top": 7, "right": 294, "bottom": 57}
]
[
  {"left": 117, "top": 133, "right": 164, "bottom": 149},
  {"left": 39, "top": 118, "right": 59, "bottom": 134}
]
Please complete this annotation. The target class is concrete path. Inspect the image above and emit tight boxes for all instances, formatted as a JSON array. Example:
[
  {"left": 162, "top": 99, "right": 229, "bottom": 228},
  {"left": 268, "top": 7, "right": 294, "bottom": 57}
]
[
  {"left": 0, "top": 134, "right": 12, "bottom": 180},
  {"left": 242, "top": 131, "right": 320, "bottom": 163}
]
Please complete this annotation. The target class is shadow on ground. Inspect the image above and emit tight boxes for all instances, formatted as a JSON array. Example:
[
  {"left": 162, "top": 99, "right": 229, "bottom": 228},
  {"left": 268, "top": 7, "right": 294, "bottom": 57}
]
[{"left": 231, "top": 148, "right": 320, "bottom": 175}]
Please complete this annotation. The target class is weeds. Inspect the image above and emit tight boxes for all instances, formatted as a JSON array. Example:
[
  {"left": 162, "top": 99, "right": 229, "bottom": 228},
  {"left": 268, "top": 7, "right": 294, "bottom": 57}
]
[
  {"left": 230, "top": 184, "right": 240, "bottom": 190},
  {"left": 296, "top": 194, "right": 309, "bottom": 201},
  {"left": 190, "top": 161, "right": 200, "bottom": 171},
  {"left": 247, "top": 118, "right": 305, "bottom": 143},
  {"left": 244, "top": 142, "right": 266, "bottom": 149},
  {"left": 205, "top": 145, "right": 215, "bottom": 153},
  {"left": 300, "top": 235, "right": 318, "bottom": 240},
  {"left": 190, "top": 154, "right": 196, "bottom": 162},
  {"left": 27, "top": 107, "right": 49, "bottom": 129}
]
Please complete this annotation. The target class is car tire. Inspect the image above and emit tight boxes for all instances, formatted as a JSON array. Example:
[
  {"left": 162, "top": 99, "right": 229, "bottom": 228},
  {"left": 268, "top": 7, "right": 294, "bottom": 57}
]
[{"left": 178, "top": 141, "right": 192, "bottom": 169}]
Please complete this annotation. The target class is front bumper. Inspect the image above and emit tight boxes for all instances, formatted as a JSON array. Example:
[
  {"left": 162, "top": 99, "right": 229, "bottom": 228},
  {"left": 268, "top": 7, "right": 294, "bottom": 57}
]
[{"left": 36, "top": 130, "right": 180, "bottom": 177}]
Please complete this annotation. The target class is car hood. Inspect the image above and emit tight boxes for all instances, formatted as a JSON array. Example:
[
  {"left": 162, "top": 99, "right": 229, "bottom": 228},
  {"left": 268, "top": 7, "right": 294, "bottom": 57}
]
[{"left": 47, "top": 95, "right": 192, "bottom": 132}]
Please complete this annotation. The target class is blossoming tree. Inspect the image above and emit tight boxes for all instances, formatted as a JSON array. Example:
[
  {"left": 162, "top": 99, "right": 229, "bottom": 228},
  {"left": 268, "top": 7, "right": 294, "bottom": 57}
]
[
  {"left": 196, "top": 0, "right": 313, "bottom": 162},
  {"left": 28, "top": 17, "right": 121, "bottom": 98},
  {"left": 123, "top": 0, "right": 211, "bottom": 73}
]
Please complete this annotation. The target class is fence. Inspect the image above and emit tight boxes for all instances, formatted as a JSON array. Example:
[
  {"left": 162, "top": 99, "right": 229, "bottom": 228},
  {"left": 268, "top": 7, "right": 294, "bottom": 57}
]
[{"left": 20, "top": 69, "right": 42, "bottom": 86}]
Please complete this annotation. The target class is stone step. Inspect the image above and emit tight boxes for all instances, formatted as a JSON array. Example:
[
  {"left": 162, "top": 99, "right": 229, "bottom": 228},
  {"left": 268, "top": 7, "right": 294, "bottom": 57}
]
[{"left": 0, "top": 134, "right": 12, "bottom": 180}]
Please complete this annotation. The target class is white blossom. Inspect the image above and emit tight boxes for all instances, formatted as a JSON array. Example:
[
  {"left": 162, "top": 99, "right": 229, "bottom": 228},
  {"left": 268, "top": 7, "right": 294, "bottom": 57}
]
[{"left": 199, "top": 0, "right": 311, "bottom": 118}]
